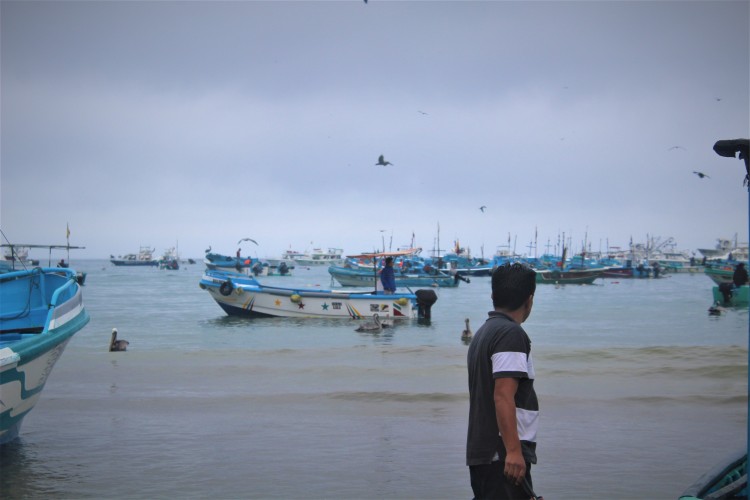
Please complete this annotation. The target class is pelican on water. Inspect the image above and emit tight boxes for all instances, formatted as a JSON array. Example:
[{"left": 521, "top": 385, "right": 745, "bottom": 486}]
[
  {"left": 461, "top": 318, "right": 473, "bottom": 341},
  {"left": 355, "top": 313, "right": 382, "bottom": 332},
  {"left": 109, "top": 328, "right": 129, "bottom": 352}
]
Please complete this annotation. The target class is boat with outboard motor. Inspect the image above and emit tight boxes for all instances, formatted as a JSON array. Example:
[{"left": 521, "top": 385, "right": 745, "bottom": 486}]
[
  {"left": 0, "top": 267, "right": 90, "bottom": 444},
  {"left": 199, "top": 269, "right": 438, "bottom": 320}
]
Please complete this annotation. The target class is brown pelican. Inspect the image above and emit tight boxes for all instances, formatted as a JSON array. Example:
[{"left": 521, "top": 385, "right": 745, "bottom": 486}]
[
  {"left": 461, "top": 318, "right": 473, "bottom": 341},
  {"left": 355, "top": 313, "right": 382, "bottom": 332},
  {"left": 109, "top": 328, "right": 129, "bottom": 352},
  {"left": 693, "top": 171, "right": 710, "bottom": 179}
]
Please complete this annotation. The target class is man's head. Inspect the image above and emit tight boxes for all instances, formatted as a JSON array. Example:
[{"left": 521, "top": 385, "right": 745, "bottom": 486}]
[
  {"left": 491, "top": 262, "right": 536, "bottom": 319},
  {"left": 385, "top": 257, "right": 393, "bottom": 266}
]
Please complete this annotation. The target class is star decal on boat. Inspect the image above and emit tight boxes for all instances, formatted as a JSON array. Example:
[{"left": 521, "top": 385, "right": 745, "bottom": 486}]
[
  {"left": 321, "top": 303, "right": 329, "bottom": 310},
  {"left": 275, "top": 299, "right": 281, "bottom": 306},
  {"left": 297, "top": 302, "right": 305, "bottom": 309}
]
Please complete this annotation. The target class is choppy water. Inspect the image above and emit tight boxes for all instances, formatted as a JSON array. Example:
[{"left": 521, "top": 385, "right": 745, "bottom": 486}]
[{"left": 1, "top": 261, "right": 747, "bottom": 499}]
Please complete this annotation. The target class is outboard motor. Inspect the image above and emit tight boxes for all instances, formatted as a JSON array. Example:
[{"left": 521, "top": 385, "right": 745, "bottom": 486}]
[
  {"left": 415, "top": 289, "right": 438, "bottom": 319},
  {"left": 279, "top": 262, "right": 289, "bottom": 275}
]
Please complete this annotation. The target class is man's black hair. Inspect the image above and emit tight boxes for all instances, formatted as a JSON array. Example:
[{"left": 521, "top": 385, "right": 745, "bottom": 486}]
[{"left": 491, "top": 262, "right": 537, "bottom": 310}]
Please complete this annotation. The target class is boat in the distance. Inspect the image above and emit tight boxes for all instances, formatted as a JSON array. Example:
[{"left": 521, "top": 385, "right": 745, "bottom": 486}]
[
  {"left": 110, "top": 246, "right": 158, "bottom": 266},
  {"left": 0, "top": 267, "right": 90, "bottom": 444},
  {"left": 293, "top": 247, "right": 345, "bottom": 266},
  {"left": 199, "top": 269, "right": 438, "bottom": 320}
]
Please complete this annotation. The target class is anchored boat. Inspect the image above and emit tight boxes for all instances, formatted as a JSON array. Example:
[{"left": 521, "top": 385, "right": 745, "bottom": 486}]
[
  {"left": 199, "top": 269, "right": 438, "bottom": 320},
  {"left": 0, "top": 267, "right": 90, "bottom": 444}
]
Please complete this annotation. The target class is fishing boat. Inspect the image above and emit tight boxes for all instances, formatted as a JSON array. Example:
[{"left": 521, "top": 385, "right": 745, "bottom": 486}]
[
  {"left": 328, "top": 263, "right": 459, "bottom": 288},
  {"left": 110, "top": 246, "right": 158, "bottom": 266},
  {"left": 328, "top": 250, "right": 460, "bottom": 288},
  {"left": 679, "top": 449, "right": 747, "bottom": 500},
  {"left": 199, "top": 269, "right": 438, "bottom": 319},
  {"left": 704, "top": 262, "right": 739, "bottom": 285},
  {"left": 534, "top": 246, "right": 603, "bottom": 284},
  {"left": 2, "top": 245, "right": 39, "bottom": 268},
  {"left": 293, "top": 247, "right": 345, "bottom": 266},
  {"left": 158, "top": 246, "right": 180, "bottom": 270},
  {"left": 534, "top": 268, "right": 603, "bottom": 285},
  {"left": 0, "top": 267, "right": 90, "bottom": 444},
  {"left": 204, "top": 251, "right": 256, "bottom": 272}
]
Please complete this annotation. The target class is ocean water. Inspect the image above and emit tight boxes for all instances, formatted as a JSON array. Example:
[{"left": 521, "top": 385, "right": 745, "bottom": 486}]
[{"left": 0, "top": 260, "right": 747, "bottom": 499}]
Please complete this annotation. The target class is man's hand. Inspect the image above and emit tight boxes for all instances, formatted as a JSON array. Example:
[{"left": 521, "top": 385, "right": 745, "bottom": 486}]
[{"left": 504, "top": 449, "right": 526, "bottom": 485}]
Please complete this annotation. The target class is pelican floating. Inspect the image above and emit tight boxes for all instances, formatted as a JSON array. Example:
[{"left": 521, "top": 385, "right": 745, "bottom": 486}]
[
  {"left": 109, "top": 328, "right": 129, "bottom": 352},
  {"left": 461, "top": 318, "right": 473, "bottom": 340},
  {"left": 355, "top": 313, "right": 382, "bottom": 332}
]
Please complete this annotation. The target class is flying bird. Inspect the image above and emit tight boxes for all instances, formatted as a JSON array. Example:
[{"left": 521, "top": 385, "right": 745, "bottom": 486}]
[
  {"left": 693, "top": 171, "right": 710, "bottom": 179},
  {"left": 376, "top": 155, "right": 393, "bottom": 166},
  {"left": 479, "top": 206, "right": 487, "bottom": 212},
  {"left": 417, "top": 110, "right": 428, "bottom": 115},
  {"left": 237, "top": 238, "right": 258, "bottom": 245},
  {"left": 668, "top": 146, "right": 687, "bottom": 151}
]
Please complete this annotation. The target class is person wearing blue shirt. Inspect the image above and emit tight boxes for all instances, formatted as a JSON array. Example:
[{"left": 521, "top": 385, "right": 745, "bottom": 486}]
[{"left": 380, "top": 257, "right": 396, "bottom": 294}]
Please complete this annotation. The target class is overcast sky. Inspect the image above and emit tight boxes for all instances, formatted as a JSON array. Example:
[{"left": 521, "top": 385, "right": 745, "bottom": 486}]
[{"left": 2, "top": 1, "right": 748, "bottom": 260}]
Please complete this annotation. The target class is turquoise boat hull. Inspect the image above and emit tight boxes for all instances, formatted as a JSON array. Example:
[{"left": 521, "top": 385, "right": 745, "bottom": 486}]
[
  {"left": 0, "top": 267, "right": 89, "bottom": 444},
  {"left": 712, "top": 284, "right": 749, "bottom": 307}
]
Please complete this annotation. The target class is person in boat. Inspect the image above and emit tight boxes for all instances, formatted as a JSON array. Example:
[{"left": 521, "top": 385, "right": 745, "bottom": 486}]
[
  {"left": 379, "top": 256, "right": 396, "bottom": 295},
  {"left": 466, "top": 262, "right": 540, "bottom": 500}
]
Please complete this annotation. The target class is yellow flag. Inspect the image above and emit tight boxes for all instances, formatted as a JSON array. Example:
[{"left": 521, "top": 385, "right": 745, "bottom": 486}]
[{"left": 66, "top": 223, "right": 70, "bottom": 239}]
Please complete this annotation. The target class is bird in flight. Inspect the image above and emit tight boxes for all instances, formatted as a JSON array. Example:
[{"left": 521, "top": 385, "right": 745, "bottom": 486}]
[
  {"left": 479, "top": 206, "right": 487, "bottom": 212},
  {"left": 668, "top": 146, "right": 687, "bottom": 151},
  {"left": 376, "top": 155, "right": 393, "bottom": 166},
  {"left": 417, "top": 110, "right": 428, "bottom": 115},
  {"left": 693, "top": 171, "right": 710, "bottom": 179}
]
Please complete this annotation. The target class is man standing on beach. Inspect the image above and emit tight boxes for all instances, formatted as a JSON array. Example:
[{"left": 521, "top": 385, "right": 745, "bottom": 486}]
[{"left": 466, "top": 262, "right": 539, "bottom": 499}]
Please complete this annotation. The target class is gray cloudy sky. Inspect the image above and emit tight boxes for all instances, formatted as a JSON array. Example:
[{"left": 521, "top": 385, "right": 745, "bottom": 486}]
[{"left": 2, "top": 1, "right": 748, "bottom": 260}]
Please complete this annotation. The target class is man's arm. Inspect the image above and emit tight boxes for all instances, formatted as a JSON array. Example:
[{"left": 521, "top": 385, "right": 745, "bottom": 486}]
[{"left": 494, "top": 377, "right": 526, "bottom": 485}]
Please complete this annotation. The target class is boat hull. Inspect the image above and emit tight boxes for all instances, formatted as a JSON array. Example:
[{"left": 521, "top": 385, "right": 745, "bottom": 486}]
[
  {"left": 0, "top": 268, "right": 90, "bottom": 444},
  {"left": 704, "top": 265, "right": 736, "bottom": 285},
  {"left": 200, "top": 270, "right": 423, "bottom": 319},
  {"left": 328, "top": 266, "right": 458, "bottom": 288},
  {"left": 535, "top": 269, "right": 603, "bottom": 284},
  {"left": 712, "top": 284, "right": 749, "bottom": 307},
  {"left": 110, "top": 260, "right": 158, "bottom": 267}
]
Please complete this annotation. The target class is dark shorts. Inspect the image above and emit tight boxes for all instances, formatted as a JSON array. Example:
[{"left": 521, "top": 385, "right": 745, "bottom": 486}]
[{"left": 469, "top": 461, "right": 534, "bottom": 500}]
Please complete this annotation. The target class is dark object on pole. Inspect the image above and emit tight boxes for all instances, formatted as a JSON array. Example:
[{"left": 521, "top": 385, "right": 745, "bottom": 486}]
[
  {"left": 713, "top": 139, "right": 749, "bottom": 186},
  {"left": 415, "top": 289, "right": 438, "bottom": 319}
]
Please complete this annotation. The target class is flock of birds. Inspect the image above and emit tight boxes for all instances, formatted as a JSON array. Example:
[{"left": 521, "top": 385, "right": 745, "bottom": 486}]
[{"left": 353, "top": 313, "right": 474, "bottom": 343}]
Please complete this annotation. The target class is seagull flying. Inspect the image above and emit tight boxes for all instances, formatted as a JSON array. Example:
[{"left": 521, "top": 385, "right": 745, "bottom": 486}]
[
  {"left": 693, "top": 171, "right": 710, "bottom": 179},
  {"left": 237, "top": 238, "right": 258, "bottom": 245},
  {"left": 417, "top": 110, "right": 428, "bottom": 115},
  {"left": 376, "top": 155, "right": 393, "bottom": 166},
  {"left": 668, "top": 146, "right": 687, "bottom": 151},
  {"left": 479, "top": 206, "right": 487, "bottom": 212}
]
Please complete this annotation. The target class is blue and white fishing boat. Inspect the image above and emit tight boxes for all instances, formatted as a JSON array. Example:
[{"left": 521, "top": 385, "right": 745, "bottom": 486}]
[
  {"left": 679, "top": 449, "right": 747, "bottom": 500},
  {"left": 328, "top": 250, "right": 460, "bottom": 288},
  {"left": 110, "top": 246, "right": 158, "bottom": 266},
  {"left": 0, "top": 267, "right": 90, "bottom": 444},
  {"left": 199, "top": 269, "right": 438, "bottom": 320},
  {"left": 328, "top": 264, "right": 459, "bottom": 288}
]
